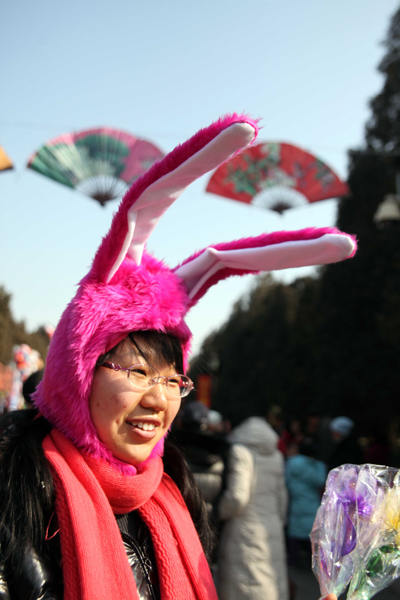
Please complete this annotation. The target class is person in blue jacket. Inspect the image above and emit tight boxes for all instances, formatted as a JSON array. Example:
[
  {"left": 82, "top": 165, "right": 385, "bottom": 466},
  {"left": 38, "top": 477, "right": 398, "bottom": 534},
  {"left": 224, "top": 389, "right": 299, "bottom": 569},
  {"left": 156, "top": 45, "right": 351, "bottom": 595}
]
[{"left": 285, "top": 439, "right": 327, "bottom": 567}]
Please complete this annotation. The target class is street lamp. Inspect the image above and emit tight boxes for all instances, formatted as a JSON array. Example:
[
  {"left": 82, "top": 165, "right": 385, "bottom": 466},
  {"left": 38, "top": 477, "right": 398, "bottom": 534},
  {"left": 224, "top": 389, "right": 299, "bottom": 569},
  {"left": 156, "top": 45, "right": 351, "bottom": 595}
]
[{"left": 374, "top": 194, "right": 400, "bottom": 229}]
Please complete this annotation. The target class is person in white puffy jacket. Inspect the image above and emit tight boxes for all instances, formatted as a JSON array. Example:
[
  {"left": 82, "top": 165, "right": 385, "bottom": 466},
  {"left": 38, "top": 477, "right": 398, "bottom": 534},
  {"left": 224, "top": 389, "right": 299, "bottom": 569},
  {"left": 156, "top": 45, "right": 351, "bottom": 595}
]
[{"left": 217, "top": 415, "right": 289, "bottom": 600}]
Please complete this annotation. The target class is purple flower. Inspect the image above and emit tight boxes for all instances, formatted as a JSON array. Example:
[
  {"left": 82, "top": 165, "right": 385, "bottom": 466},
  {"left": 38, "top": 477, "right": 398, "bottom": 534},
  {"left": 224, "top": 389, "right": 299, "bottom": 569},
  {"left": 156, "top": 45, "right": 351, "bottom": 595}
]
[{"left": 327, "top": 466, "right": 377, "bottom": 557}]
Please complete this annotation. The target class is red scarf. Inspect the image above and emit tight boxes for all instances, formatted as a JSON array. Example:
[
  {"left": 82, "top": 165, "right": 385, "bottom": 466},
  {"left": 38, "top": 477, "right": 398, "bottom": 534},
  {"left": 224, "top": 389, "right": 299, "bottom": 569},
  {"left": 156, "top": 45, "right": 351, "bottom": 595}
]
[{"left": 43, "top": 429, "right": 218, "bottom": 600}]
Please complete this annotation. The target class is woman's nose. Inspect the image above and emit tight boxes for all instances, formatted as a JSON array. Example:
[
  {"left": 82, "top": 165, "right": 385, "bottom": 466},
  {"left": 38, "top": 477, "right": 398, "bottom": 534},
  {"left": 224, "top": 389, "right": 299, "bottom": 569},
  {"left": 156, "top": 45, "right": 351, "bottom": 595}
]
[{"left": 140, "top": 381, "right": 168, "bottom": 410}]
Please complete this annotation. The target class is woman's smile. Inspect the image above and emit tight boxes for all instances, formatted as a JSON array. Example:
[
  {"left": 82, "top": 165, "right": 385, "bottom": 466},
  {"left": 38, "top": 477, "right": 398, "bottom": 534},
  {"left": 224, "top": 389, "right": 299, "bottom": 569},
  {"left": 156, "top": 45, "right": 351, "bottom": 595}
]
[{"left": 125, "top": 417, "right": 161, "bottom": 438}]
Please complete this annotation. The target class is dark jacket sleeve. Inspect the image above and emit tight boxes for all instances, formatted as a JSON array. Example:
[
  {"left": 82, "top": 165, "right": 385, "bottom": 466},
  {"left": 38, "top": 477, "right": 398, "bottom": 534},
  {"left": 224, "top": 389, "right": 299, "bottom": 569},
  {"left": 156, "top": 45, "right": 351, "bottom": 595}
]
[
  {"left": 1, "top": 540, "right": 63, "bottom": 600},
  {"left": 0, "top": 559, "right": 10, "bottom": 600}
]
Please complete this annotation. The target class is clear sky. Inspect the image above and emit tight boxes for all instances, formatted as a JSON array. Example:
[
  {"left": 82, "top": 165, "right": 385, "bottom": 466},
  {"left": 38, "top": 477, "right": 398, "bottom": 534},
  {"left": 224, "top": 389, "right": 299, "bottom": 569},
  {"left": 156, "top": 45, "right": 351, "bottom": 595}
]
[{"left": 1, "top": 0, "right": 399, "bottom": 355}]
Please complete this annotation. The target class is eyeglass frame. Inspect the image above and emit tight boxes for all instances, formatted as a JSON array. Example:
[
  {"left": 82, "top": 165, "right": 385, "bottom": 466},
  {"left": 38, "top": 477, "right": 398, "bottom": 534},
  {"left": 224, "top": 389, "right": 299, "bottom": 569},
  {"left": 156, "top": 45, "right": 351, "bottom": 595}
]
[{"left": 100, "top": 361, "right": 194, "bottom": 399}]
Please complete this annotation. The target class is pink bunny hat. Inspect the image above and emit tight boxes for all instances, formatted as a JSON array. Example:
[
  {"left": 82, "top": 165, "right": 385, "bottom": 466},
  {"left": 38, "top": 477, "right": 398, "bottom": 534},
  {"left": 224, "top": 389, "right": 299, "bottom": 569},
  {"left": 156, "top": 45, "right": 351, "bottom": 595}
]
[{"left": 33, "top": 113, "right": 357, "bottom": 473}]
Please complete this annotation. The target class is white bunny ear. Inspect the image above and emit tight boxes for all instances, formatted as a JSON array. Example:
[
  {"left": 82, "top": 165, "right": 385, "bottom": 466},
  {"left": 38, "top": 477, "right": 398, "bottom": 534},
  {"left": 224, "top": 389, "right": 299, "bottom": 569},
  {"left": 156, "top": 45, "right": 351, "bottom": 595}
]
[
  {"left": 95, "top": 115, "right": 258, "bottom": 284},
  {"left": 108, "top": 122, "right": 256, "bottom": 280},
  {"left": 174, "top": 229, "right": 357, "bottom": 302}
]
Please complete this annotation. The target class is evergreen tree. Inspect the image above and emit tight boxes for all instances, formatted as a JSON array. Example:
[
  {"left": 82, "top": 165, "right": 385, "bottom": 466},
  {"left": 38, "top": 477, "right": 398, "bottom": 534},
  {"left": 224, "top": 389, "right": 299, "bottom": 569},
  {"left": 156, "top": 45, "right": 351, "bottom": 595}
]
[
  {"left": 0, "top": 287, "right": 14, "bottom": 365},
  {"left": 366, "top": 6, "right": 400, "bottom": 154},
  {"left": 0, "top": 286, "right": 49, "bottom": 365},
  {"left": 316, "top": 5, "right": 400, "bottom": 428},
  {"left": 189, "top": 275, "right": 320, "bottom": 423},
  {"left": 190, "top": 5, "right": 400, "bottom": 438},
  {"left": 316, "top": 153, "right": 400, "bottom": 427}
]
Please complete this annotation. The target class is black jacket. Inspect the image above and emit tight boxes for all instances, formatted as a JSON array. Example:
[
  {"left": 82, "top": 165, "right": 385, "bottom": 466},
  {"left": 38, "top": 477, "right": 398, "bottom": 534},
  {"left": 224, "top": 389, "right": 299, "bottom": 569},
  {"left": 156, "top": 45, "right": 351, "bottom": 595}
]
[{"left": 0, "top": 511, "right": 160, "bottom": 600}]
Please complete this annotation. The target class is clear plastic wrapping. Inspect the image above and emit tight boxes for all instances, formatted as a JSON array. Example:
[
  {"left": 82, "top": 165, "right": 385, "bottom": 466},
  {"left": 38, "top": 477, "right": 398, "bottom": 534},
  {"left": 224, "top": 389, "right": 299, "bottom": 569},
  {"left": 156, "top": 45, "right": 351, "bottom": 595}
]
[{"left": 311, "top": 464, "right": 400, "bottom": 600}]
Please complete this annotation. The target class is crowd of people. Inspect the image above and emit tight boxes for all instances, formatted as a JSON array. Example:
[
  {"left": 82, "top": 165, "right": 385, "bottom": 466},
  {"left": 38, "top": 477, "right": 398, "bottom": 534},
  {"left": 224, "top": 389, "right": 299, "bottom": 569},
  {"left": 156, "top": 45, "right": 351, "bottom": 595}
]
[
  {"left": 0, "top": 343, "right": 45, "bottom": 413},
  {"left": 170, "top": 401, "right": 385, "bottom": 600}
]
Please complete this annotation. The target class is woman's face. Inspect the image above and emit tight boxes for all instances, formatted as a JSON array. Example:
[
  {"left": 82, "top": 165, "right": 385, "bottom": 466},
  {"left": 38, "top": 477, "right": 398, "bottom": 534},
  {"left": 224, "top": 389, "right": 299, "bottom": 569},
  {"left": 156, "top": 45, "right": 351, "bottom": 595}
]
[{"left": 89, "top": 338, "right": 181, "bottom": 466}]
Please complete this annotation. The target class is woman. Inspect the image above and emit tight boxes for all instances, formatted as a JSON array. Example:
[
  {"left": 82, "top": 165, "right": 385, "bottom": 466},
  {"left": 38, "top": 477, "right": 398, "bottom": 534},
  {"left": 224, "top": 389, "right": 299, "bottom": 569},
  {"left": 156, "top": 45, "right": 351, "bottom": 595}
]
[
  {"left": 0, "top": 331, "right": 214, "bottom": 600},
  {"left": 0, "top": 113, "right": 357, "bottom": 600},
  {"left": 217, "top": 415, "right": 289, "bottom": 600}
]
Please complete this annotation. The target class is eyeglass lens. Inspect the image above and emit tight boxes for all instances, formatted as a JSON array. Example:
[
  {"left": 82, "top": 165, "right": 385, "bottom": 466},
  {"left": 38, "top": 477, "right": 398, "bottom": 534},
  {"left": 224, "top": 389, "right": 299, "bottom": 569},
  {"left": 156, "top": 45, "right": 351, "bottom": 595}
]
[{"left": 127, "top": 364, "right": 191, "bottom": 398}]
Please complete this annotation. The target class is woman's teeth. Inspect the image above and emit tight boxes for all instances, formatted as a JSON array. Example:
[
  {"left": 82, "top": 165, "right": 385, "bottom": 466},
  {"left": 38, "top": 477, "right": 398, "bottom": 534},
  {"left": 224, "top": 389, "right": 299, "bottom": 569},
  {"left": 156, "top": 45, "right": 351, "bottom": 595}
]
[{"left": 131, "top": 422, "right": 156, "bottom": 431}]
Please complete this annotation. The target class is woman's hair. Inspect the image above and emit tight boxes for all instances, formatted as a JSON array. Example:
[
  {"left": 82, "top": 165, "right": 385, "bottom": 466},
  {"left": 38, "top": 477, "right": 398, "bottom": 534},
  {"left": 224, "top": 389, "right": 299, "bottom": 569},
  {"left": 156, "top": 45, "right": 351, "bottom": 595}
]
[
  {"left": 0, "top": 409, "right": 54, "bottom": 568},
  {"left": 96, "top": 330, "right": 184, "bottom": 374},
  {"left": 0, "top": 331, "right": 214, "bottom": 568},
  {"left": 163, "top": 440, "right": 215, "bottom": 561}
]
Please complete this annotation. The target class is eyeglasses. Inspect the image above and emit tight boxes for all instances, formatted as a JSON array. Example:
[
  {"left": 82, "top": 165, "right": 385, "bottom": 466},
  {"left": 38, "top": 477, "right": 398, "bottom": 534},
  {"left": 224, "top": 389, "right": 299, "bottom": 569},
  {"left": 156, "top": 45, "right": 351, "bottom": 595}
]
[{"left": 101, "top": 361, "right": 193, "bottom": 399}]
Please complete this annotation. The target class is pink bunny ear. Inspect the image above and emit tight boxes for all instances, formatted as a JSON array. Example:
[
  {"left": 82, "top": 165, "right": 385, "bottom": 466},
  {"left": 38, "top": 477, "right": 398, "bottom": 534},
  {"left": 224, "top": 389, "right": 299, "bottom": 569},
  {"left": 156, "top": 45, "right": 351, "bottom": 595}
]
[
  {"left": 174, "top": 227, "right": 357, "bottom": 304},
  {"left": 90, "top": 114, "right": 259, "bottom": 283}
]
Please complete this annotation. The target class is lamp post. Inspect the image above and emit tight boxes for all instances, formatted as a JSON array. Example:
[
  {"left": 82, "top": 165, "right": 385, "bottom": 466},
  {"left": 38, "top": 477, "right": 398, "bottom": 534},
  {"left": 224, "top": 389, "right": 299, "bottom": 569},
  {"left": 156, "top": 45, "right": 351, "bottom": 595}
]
[
  {"left": 373, "top": 193, "right": 400, "bottom": 229},
  {"left": 373, "top": 155, "right": 400, "bottom": 228}
]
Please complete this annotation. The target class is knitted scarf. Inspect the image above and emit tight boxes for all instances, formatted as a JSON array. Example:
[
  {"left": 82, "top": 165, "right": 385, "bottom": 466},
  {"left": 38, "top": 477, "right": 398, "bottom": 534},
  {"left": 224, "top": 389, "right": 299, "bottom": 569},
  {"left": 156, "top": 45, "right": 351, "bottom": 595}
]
[{"left": 43, "top": 429, "right": 218, "bottom": 600}]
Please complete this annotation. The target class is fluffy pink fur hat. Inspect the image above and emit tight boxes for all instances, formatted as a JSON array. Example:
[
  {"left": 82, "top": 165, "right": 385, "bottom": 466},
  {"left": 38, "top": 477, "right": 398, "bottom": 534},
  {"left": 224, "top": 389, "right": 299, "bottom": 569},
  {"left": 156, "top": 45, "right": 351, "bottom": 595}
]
[{"left": 33, "top": 113, "right": 357, "bottom": 471}]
